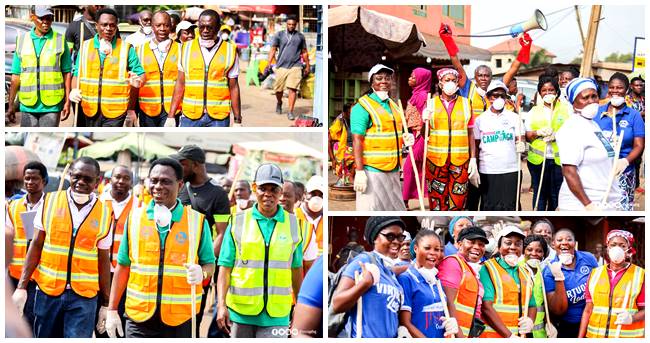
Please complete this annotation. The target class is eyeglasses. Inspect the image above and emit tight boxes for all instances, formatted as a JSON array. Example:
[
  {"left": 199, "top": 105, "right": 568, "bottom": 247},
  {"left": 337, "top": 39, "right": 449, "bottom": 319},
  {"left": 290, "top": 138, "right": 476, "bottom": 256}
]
[{"left": 379, "top": 232, "right": 407, "bottom": 242}]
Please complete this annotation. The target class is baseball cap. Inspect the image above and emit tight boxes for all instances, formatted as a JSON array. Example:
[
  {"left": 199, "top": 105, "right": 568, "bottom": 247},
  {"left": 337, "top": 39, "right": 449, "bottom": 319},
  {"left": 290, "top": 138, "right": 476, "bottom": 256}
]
[
  {"left": 497, "top": 225, "right": 526, "bottom": 241},
  {"left": 486, "top": 80, "right": 508, "bottom": 95},
  {"left": 457, "top": 226, "right": 489, "bottom": 244},
  {"left": 254, "top": 163, "right": 283, "bottom": 187},
  {"left": 306, "top": 175, "right": 323, "bottom": 194},
  {"left": 368, "top": 64, "right": 394, "bottom": 82},
  {"left": 170, "top": 145, "right": 205, "bottom": 163},
  {"left": 34, "top": 6, "right": 54, "bottom": 17},
  {"left": 176, "top": 21, "right": 196, "bottom": 35}
]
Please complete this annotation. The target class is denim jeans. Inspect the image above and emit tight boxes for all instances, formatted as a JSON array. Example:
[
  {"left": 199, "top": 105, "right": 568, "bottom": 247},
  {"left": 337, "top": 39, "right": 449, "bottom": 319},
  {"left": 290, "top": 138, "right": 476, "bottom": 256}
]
[
  {"left": 179, "top": 113, "right": 230, "bottom": 127},
  {"left": 138, "top": 110, "right": 168, "bottom": 127},
  {"left": 33, "top": 288, "right": 98, "bottom": 338}
]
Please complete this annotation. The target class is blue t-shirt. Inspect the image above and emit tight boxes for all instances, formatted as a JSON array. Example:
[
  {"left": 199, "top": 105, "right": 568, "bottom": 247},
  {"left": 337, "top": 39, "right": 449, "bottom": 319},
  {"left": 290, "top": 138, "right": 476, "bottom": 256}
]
[
  {"left": 342, "top": 252, "right": 403, "bottom": 338},
  {"left": 444, "top": 241, "right": 458, "bottom": 256},
  {"left": 298, "top": 256, "right": 323, "bottom": 309},
  {"left": 397, "top": 266, "right": 446, "bottom": 338},
  {"left": 542, "top": 250, "right": 598, "bottom": 323},
  {"left": 594, "top": 103, "right": 645, "bottom": 173},
  {"left": 459, "top": 80, "right": 472, "bottom": 98}
]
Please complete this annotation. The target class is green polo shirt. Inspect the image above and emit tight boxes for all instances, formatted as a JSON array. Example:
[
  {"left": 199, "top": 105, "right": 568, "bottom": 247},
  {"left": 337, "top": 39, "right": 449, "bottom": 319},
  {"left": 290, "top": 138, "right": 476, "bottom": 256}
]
[
  {"left": 479, "top": 257, "right": 536, "bottom": 307},
  {"left": 72, "top": 34, "right": 144, "bottom": 77},
  {"left": 11, "top": 28, "right": 72, "bottom": 113},
  {"left": 117, "top": 199, "right": 215, "bottom": 266},
  {"left": 218, "top": 204, "right": 303, "bottom": 327},
  {"left": 350, "top": 92, "right": 399, "bottom": 173}
]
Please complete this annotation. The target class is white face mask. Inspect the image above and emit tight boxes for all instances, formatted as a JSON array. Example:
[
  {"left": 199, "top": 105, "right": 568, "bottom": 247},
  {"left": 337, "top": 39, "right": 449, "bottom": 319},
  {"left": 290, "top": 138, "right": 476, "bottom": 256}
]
[
  {"left": 576, "top": 103, "right": 599, "bottom": 119},
  {"left": 236, "top": 199, "right": 249, "bottom": 209},
  {"left": 375, "top": 90, "right": 389, "bottom": 101},
  {"left": 71, "top": 191, "right": 91, "bottom": 204},
  {"left": 475, "top": 86, "right": 487, "bottom": 98},
  {"left": 558, "top": 253, "right": 574, "bottom": 265},
  {"left": 417, "top": 266, "right": 438, "bottom": 284},
  {"left": 199, "top": 37, "right": 215, "bottom": 48},
  {"left": 441, "top": 81, "right": 458, "bottom": 96},
  {"left": 526, "top": 258, "right": 541, "bottom": 269},
  {"left": 142, "top": 26, "right": 153, "bottom": 35},
  {"left": 467, "top": 262, "right": 481, "bottom": 275},
  {"left": 485, "top": 238, "right": 497, "bottom": 256},
  {"left": 610, "top": 95, "right": 625, "bottom": 107},
  {"left": 608, "top": 246, "right": 627, "bottom": 264},
  {"left": 307, "top": 196, "right": 323, "bottom": 212},
  {"left": 221, "top": 32, "right": 230, "bottom": 41},
  {"left": 99, "top": 39, "right": 113, "bottom": 55},
  {"left": 375, "top": 251, "right": 396, "bottom": 268},
  {"left": 503, "top": 253, "right": 519, "bottom": 267},
  {"left": 153, "top": 203, "right": 172, "bottom": 227},
  {"left": 492, "top": 97, "right": 506, "bottom": 111},
  {"left": 543, "top": 94, "right": 557, "bottom": 104}
]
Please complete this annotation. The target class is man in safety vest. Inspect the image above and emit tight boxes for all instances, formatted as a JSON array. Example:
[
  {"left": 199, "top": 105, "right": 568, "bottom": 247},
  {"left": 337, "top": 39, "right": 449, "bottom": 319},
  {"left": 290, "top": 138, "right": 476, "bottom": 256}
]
[
  {"left": 279, "top": 180, "right": 297, "bottom": 213},
  {"left": 231, "top": 180, "right": 254, "bottom": 214},
  {"left": 69, "top": 8, "right": 146, "bottom": 127},
  {"left": 295, "top": 175, "right": 323, "bottom": 271},
  {"left": 131, "top": 11, "right": 180, "bottom": 127},
  {"left": 105, "top": 158, "right": 215, "bottom": 338},
  {"left": 351, "top": 64, "right": 413, "bottom": 211},
  {"left": 579, "top": 230, "right": 645, "bottom": 338},
  {"left": 216, "top": 163, "right": 303, "bottom": 338},
  {"left": 170, "top": 9, "right": 242, "bottom": 127},
  {"left": 6, "top": 6, "right": 72, "bottom": 127},
  {"left": 11, "top": 157, "right": 112, "bottom": 338},
  {"left": 94, "top": 165, "right": 134, "bottom": 337},
  {"left": 6, "top": 161, "right": 49, "bottom": 329}
]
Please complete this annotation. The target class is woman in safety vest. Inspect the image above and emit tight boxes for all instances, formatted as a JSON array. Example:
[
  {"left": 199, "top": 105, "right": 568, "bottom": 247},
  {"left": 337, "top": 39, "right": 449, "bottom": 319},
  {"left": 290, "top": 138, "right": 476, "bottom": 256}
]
[
  {"left": 525, "top": 76, "right": 570, "bottom": 211},
  {"left": 579, "top": 230, "right": 645, "bottom": 338},
  {"left": 479, "top": 226, "right": 536, "bottom": 338},
  {"left": 397, "top": 230, "right": 458, "bottom": 338},
  {"left": 521, "top": 234, "right": 557, "bottom": 338}
]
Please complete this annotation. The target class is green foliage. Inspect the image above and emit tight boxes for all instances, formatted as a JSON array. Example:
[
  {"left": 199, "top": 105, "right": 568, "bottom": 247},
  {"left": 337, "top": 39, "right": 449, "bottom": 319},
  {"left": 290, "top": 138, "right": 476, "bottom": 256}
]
[{"left": 604, "top": 52, "right": 634, "bottom": 63}]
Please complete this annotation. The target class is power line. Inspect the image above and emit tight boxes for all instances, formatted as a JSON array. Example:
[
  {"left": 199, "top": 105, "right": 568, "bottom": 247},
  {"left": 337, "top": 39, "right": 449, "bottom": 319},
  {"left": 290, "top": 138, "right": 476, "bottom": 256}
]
[{"left": 473, "top": 6, "right": 577, "bottom": 35}]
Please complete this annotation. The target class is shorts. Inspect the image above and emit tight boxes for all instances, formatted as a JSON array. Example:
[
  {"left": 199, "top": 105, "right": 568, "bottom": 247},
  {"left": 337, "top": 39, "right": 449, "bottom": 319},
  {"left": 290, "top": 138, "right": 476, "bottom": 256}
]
[{"left": 273, "top": 66, "right": 303, "bottom": 92}]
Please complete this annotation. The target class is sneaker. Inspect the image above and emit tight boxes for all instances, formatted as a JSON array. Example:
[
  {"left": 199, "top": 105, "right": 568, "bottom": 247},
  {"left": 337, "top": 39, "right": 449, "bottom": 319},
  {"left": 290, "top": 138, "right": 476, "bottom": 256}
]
[
  {"left": 276, "top": 102, "right": 282, "bottom": 114},
  {"left": 287, "top": 112, "right": 296, "bottom": 120}
]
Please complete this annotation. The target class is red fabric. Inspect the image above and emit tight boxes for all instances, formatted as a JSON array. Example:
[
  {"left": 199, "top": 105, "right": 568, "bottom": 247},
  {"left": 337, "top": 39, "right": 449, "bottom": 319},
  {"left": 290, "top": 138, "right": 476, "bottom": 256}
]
[
  {"left": 408, "top": 68, "right": 432, "bottom": 114},
  {"left": 516, "top": 32, "right": 532, "bottom": 64},
  {"left": 439, "top": 23, "right": 459, "bottom": 57}
]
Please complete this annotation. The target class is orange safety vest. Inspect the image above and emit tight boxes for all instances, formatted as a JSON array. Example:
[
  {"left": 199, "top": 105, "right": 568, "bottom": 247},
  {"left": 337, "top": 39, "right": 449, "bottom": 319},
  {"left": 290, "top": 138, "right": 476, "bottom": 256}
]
[
  {"left": 7, "top": 199, "right": 29, "bottom": 280},
  {"left": 357, "top": 95, "right": 403, "bottom": 171},
  {"left": 444, "top": 255, "right": 480, "bottom": 337},
  {"left": 136, "top": 42, "right": 180, "bottom": 117},
  {"left": 480, "top": 258, "right": 532, "bottom": 338},
  {"left": 294, "top": 206, "right": 323, "bottom": 256},
  {"left": 426, "top": 96, "right": 472, "bottom": 166},
  {"left": 106, "top": 196, "right": 134, "bottom": 269},
  {"left": 180, "top": 39, "right": 236, "bottom": 120},
  {"left": 79, "top": 37, "right": 131, "bottom": 118},
  {"left": 586, "top": 264, "right": 645, "bottom": 338},
  {"left": 124, "top": 205, "right": 204, "bottom": 326},
  {"left": 33, "top": 191, "right": 112, "bottom": 298}
]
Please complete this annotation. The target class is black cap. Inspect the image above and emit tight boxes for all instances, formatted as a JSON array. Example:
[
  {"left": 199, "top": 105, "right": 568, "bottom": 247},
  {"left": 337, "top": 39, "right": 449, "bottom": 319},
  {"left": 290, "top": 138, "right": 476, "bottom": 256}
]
[
  {"left": 170, "top": 145, "right": 205, "bottom": 164},
  {"left": 457, "top": 226, "right": 489, "bottom": 244},
  {"left": 364, "top": 216, "right": 405, "bottom": 246}
]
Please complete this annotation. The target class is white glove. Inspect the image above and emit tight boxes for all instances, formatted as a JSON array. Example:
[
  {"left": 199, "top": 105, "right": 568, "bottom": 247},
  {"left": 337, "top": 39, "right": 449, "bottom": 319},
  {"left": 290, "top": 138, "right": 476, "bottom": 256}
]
[
  {"left": 96, "top": 306, "right": 108, "bottom": 334},
  {"left": 422, "top": 107, "right": 432, "bottom": 122},
  {"left": 163, "top": 118, "right": 176, "bottom": 127},
  {"left": 397, "top": 326, "right": 412, "bottom": 338},
  {"left": 468, "top": 158, "right": 480, "bottom": 187},
  {"left": 11, "top": 289, "right": 27, "bottom": 317},
  {"left": 614, "top": 158, "right": 630, "bottom": 176},
  {"left": 402, "top": 133, "right": 415, "bottom": 147},
  {"left": 518, "top": 316, "right": 534, "bottom": 334},
  {"left": 545, "top": 322, "right": 558, "bottom": 338},
  {"left": 106, "top": 310, "right": 123, "bottom": 338},
  {"left": 536, "top": 127, "right": 552, "bottom": 137},
  {"left": 128, "top": 72, "right": 143, "bottom": 88},
  {"left": 354, "top": 170, "right": 368, "bottom": 193},
  {"left": 184, "top": 263, "right": 203, "bottom": 285},
  {"left": 542, "top": 132, "right": 556, "bottom": 143},
  {"left": 69, "top": 88, "right": 82, "bottom": 103},
  {"left": 584, "top": 202, "right": 601, "bottom": 211},
  {"left": 363, "top": 262, "right": 380, "bottom": 285},
  {"left": 515, "top": 141, "right": 526, "bottom": 154},
  {"left": 232, "top": 123, "right": 243, "bottom": 127},
  {"left": 549, "top": 262, "right": 565, "bottom": 281},
  {"left": 614, "top": 310, "right": 633, "bottom": 325},
  {"left": 469, "top": 171, "right": 481, "bottom": 188},
  {"left": 440, "top": 316, "right": 459, "bottom": 336}
]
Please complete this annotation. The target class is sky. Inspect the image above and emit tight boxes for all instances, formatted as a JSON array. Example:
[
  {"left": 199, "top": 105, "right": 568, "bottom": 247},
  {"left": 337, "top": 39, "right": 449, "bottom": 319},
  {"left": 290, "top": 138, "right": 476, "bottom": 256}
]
[{"left": 469, "top": 5, "right": 645, "bottom": 63}]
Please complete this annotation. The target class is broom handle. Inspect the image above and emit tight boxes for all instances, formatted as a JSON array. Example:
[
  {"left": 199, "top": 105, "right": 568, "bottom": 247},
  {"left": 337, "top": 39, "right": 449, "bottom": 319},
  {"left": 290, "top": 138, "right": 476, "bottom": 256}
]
[
  {"left": 397, "top": 100, "right": 425, "bottom": 211},
  {"left": 421, "top": 93, "right": 431, "bottom": 204},
  {"left": 614, "top": 282, "right": 632, "bottom": 338}
]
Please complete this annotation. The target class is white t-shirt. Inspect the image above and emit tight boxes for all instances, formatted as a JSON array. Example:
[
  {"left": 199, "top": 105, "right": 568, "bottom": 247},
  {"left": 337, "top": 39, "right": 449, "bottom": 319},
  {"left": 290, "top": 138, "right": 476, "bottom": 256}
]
[
  {"left": 473, "top": 109, "right": 523, "bottom": 174},
  {"left": 100, "top": 191, "right": 132, "bottom": 220},
  {"left": 524, "top": 106, "right": 555, "bottom": 158},
  {"left": 125, "top": 29, "right": 154, "bottom": 48},
  {"left": 300, "top": 205, "right": 322, "bottom": 262},
  {"left": 555, "top": 115, "right": 622, "bottom": 210}
]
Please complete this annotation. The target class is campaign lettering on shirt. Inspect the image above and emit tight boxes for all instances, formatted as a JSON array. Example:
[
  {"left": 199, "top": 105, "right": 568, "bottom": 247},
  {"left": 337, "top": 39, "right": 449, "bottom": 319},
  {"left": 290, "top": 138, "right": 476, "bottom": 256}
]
[
  {"left": 481, "top": 130, "right": 514, "bottom": 144},
  {"left": 375, "top": 282, "right": 402, "bottom": 313},
  {"left": 565, "top": 283, "right": 587, "bottom": 304}
]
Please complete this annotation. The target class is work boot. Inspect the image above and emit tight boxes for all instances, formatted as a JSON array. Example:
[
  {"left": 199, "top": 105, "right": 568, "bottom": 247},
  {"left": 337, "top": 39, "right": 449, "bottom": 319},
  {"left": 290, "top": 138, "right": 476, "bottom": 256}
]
[
  {"left": 276, "top": 102, "right": 282, "bottom": 114},
  {"left": 287, "top": 112, "right": 296, "bottom": 120}
]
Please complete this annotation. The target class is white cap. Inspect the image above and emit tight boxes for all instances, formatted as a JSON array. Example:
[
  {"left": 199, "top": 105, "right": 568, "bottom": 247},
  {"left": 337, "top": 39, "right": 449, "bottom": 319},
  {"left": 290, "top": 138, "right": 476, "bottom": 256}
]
[
  {"left": 368, "top": 64, "right": 394, "bottom": 82},
  {"left": 486, "top": 80, "right": 508, "bottom": 95},
  {"left": 497, "top": 225, "right": 525, "bottom": 242},
  {"left": 306, "top": 175, "right": 324, "bottom": 194},
  {"left": 176, "top": 21, "right": 196, "bottom": 35}
]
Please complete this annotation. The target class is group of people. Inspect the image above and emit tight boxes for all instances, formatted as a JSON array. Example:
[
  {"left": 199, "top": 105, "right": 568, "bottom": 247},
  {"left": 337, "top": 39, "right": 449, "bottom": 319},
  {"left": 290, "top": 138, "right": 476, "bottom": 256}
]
[
  {"left": 5, "top": 144, "right": 324, "bottom": 338},
  {"left": 333, "top": 23, "right": 644, "bottom": 211},
  {"left": 330, "top": 216, "right": 645, "bottom": 338},
  {"left": 6, "top": 6, "right": 310, "bottom": 127}
]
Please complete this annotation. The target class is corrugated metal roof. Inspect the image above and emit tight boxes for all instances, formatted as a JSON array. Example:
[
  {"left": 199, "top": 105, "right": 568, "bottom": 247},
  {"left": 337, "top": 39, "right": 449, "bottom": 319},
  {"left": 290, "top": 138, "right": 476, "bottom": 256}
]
[{"left": 415, "top": 33, "right": 492, "bottom": 61}]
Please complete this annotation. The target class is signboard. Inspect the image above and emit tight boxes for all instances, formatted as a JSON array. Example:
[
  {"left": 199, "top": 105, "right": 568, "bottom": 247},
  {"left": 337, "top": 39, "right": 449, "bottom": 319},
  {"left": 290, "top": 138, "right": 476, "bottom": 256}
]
[
  {"left": 633, "top": 37, "right": 645, "bottom": 71},
  {"left": 24, "top": 133, "right": 66, "bottom": 169}
]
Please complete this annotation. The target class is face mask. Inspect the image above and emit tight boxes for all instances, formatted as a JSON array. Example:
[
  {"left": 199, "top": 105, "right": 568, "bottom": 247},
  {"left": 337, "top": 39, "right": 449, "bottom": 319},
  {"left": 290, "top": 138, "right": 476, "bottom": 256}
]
[
  {"left": 307, "top": 196, "right": 323, "bottom": 212},
  {"left": 475, "top": 87, "right": 486, "bottom": 98},
  {"left": 503, "top": 253, "right": 519, "bottom": 267},
  {"left": 236, "top": 199, "right": 249, "bottom": 209},
  {"left": 526, "top": 258, "right": 541, "bottom": 269},
  {"left": 491, "top": 97, "right": 506, "bottom": 111},
  {"left": 485, "top": 238, "right": 497, "bottom": 255},
  {"left": 417, "top": 266, "right": 438, "bottom": 284},
  {"left": 558, "top": 253, "right": 574, "bottom": 265},
  {"left": 153, "top": 203, "right": 172, "bottom": 227},
  {"left": 199, "top": 38, "right": 215, "bottom": 48},
  {"left": 576, "top": 103, "right": 599, "bottom": 119},
  {"left": 543, "top": 94, "right": 557, "bottom": 104},
  {"left": 467, "top": 262, "right": 481, "bottom": 275},
  {"left": 142, "top": 26, "right": 153, "bottom": 35},
  {"left": 71, "top": 191, "right": 91, "bottom": 204},
  {"left": 375, "top": 90, "right": 389, "bottom": 101},
  {"left": 221, "top": 32, "right": 230, "bottom": 41},
  {"left": 441, "top": 81, "right": 458, "bottom": 96},
  {"left": 608, "top": 246, "right": 626, "bottom": 264},
  {"left": 99, "top": 39, "right": 112, "bottom": 55},
  {"left": 610, "top": 95, "right": 625, "bottom": 107},
  {"left": 375, "top": 251, "right": 396, "bottom": 268}
]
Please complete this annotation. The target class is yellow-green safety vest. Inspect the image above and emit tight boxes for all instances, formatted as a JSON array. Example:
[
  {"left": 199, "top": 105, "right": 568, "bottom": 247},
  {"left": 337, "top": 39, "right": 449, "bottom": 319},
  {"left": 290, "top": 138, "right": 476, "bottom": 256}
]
[
  {"left": 531, "top": 265, "right": 548, "bottom": 338},
  {"left": 16, "top": 30, "right": 66, "bottom": 107},
  {"left": 527, "top": 101, "right": 570, "bottom": 165}
]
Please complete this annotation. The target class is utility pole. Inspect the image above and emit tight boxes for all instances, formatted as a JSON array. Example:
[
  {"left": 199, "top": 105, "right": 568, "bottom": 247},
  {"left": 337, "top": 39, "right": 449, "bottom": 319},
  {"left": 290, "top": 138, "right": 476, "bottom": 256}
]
[
  {"left": 574, "top": 5, "right": 586, "bottom": 48},
  {"left": 580, "top": 5, "right": 602, "bottom": 77}
]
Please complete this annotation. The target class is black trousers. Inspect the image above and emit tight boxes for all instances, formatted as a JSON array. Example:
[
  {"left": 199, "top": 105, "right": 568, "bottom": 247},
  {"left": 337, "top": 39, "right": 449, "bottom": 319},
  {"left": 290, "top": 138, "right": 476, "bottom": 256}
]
[{"left": 125, "top": 311, "right": 192, "bottom": 338}]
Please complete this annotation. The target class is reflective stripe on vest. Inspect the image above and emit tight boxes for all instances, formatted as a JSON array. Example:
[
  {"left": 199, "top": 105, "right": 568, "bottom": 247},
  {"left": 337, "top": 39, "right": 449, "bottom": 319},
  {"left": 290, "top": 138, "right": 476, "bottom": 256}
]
[
  {"left": 586, "top": 264, "right": 645, "bottom": 338},
  {"left": 33, "top": 191, "right": 111, "bottom": 298},
  {"left": 445, "top": 255, "right": 480, "bottom": 337},
  {"left": 357, "top": 95, "right": 403, "bottom": 171},
  {"left": 427, "top": 96, "right": 471, "bottom": 167},
  {"left": 225, "top": 209, "right": 300, "bottom": 317},
  {"left": 294, "top": 207, "right": 323, "bottom": 256},
  {"left": 125, "top": 205, "right": 204, "bottom": 326},
  {"left": 108, "top": 196, "right": 134, "bottom": 269},
  {"left": 8, "top": 200, "right": 29, "bottom": 279},
  {"left": 527, "top": 102, "right": 570, "bottom": 165},
  {"left": 17, "top": 30, "right": 65, "bottom": 107},
  {"left": 532, "top": 267, "right": 547, "bottom": 338},
  {"left": 137, "top": 42, "right": 180, "bottom": 117},
  {"left": 180, "top": 39, "right": 236, "bottom": 120},
  {"left": 480, "top": 258, "right": 532, "bottom": 338},
  {"left": 79, "top": 38, "right": 130, "bottom": 118}
]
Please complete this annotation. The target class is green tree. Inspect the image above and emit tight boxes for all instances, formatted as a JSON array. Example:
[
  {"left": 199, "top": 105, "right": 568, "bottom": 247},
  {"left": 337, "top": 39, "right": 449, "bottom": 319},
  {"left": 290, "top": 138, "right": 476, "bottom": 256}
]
[{"left": 604, "top": 52, "right": 634, "bottom": 63}]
